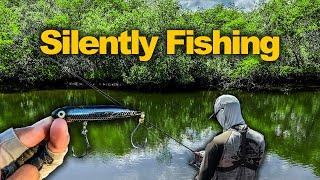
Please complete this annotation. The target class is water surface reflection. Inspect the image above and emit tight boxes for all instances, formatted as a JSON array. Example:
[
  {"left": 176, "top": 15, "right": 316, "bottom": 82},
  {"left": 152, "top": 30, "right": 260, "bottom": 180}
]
[{"left": 0, "top": 90, "right": 319, "bottom": 179}]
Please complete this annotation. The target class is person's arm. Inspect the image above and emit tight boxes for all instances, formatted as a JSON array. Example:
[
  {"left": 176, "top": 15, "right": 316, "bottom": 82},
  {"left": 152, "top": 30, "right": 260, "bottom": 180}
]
[{"left": 197, "top": 141, "right": 223, "bottom": 180}]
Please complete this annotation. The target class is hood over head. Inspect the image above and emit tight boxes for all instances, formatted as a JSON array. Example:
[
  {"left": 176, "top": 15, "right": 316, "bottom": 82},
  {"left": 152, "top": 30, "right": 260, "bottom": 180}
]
[{"left": 213, "top": 94, "right": 246, "bottom": 130}]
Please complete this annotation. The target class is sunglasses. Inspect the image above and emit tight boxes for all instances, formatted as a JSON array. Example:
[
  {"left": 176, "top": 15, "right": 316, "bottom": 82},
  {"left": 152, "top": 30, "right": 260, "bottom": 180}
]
[{"left": 209, "top": 108, "right": 223, "bottom": 119}]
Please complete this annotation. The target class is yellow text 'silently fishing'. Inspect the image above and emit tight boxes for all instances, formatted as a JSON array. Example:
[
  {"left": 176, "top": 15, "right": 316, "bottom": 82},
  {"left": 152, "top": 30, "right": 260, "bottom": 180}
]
[{"left": 40, "top": 30, "right": 280, "bottom": 61}]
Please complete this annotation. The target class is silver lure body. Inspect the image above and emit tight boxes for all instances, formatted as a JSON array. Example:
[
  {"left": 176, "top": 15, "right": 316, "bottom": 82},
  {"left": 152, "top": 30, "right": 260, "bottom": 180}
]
[{"left": 51, "top": 105, "right": 143, "bottom": 122}]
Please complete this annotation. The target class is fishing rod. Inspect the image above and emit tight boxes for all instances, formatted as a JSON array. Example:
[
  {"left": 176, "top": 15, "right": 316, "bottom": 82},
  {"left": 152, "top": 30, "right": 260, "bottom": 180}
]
[{"left": 50, "top": 58, "right": 196, "bottom": 154}]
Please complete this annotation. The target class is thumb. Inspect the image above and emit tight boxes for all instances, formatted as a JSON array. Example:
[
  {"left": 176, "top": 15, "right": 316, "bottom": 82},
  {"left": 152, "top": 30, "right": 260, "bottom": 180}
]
[{"left": 15, "top": 116, "right": 53, "bottom": 148}]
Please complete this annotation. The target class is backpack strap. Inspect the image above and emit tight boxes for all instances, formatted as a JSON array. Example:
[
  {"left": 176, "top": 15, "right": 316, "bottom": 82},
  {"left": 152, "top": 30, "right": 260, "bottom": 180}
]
[{"left": 216, "top": 125, "right": 259, "bottom": 172}]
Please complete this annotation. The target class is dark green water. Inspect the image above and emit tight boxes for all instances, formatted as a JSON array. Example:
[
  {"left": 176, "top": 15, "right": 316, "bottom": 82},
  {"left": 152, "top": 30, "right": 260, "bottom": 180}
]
[{"left": 0, "top": 90, "right": 319, "bottom": 180}]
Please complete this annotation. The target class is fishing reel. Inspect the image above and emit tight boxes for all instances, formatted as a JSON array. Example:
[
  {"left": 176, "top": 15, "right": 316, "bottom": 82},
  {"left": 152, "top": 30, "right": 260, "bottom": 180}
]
[{"left": 189, "top": 151, "right": 205, "bottom": 170}]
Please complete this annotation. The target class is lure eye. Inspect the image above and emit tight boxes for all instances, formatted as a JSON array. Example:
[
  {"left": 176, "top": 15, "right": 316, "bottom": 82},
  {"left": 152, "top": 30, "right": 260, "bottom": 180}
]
[{"left": 57, "top": 110, "right": 66, "bottom": 119}]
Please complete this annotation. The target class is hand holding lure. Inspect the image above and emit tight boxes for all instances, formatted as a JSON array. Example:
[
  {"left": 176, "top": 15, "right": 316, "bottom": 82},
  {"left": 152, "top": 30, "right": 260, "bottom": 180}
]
[
  {"left": 0, "top": 105, "right": 146, "bottom": 179},
  {"left": 51, "top": 105, "right": 145, "bottom": 158}
]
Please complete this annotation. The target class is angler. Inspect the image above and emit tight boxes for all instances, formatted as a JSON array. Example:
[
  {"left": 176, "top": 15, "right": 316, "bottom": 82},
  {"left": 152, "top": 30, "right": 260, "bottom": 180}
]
[{"left": 195, "top": 95, "right": 265, "bottom": 180}]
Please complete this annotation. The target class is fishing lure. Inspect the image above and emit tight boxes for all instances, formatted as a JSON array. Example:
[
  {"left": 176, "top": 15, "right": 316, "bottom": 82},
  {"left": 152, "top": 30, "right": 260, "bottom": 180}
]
[
  {"left": 51, "top": 105, "right": 145, "bottom": 158},
  {"left": 50, "top": 59, "right": 196, "bottom": 157}
]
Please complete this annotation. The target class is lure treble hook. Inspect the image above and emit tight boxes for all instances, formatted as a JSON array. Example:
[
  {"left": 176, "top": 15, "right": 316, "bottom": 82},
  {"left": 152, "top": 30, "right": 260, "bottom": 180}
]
[
  {"left": 72, "top": 121, "right": 91, "bottom": 158},
  {"left": 131, "top": 113, "right": 147, "bottom": 149}
]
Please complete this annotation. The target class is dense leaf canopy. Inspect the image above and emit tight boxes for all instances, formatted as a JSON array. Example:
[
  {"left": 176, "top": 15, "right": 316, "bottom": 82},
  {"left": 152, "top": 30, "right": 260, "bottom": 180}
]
[{"left": 0, "top": 0, "right": 319, "bottom": 90}]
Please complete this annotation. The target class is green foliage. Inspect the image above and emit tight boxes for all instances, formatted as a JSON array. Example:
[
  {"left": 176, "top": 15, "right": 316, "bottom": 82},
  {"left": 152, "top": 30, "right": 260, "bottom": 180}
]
[
  {"left": 231, "top": 56, "right": 260, "bottom": 80},
  {"left": 45, "top": 14, "right": 70, "bottom": 28},
  {"left": 125, "top": 54, "right": 194, "bottom": 86},
  {"left": 279, "top": 65, "right": 301, "bottom": 77},
  {"left": 0, "top": 3, "right": 20, "bottom": 47},
  {"left": 0, "top": 64, "right": 8, "bottom": 76},
  {"left": 125, "top": 64, "right": 152, "bottom": 85},
  {"left": 0, "top": 0, "right": 319, "bottom": 90}
]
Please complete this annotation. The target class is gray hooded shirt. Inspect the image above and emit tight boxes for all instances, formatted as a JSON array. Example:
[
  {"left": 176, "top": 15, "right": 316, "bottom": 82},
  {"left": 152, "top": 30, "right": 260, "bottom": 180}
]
[{"left": 198, "top": 95, "right": 265, "bottom": 180}]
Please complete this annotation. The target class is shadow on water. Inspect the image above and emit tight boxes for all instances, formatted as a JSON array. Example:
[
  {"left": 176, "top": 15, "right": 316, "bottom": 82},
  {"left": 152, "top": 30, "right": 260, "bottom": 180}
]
[{"left": 0, "top": 90, "right": 319, "bottom": 179}]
